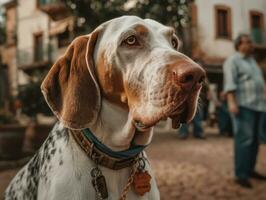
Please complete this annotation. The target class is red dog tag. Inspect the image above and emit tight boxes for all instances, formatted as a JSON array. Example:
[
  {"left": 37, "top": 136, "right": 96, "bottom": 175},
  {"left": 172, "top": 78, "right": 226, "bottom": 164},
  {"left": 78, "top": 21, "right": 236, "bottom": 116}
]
[{"left": 133, "top": 171, "right": 151, "bottom": 196}]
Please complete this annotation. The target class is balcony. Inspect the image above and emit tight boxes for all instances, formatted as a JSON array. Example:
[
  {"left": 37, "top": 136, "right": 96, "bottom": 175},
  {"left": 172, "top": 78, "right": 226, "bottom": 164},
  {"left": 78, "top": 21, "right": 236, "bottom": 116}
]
[
  {"left": 38, "top": 0, "right": 70, "bottom": 21},
  {"left": 17, "top": 44, "right": 55, "bottom": 73},
  {"left": 251, "top": 28, "right": 266, "bottom": 48}
]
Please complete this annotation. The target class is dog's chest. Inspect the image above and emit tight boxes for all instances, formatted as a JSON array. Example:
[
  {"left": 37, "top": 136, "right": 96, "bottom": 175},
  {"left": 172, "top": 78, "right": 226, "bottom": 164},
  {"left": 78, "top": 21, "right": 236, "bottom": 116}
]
[
  {"left": 5, "top": 124, "right": 159, "bottom": 200},
  {"left": 40, "top": 134, "right": 158, "bottom": 200}
]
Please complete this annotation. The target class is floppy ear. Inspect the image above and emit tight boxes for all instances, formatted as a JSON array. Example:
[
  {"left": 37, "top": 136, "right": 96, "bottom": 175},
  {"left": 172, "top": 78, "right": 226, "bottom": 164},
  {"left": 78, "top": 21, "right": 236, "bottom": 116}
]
[{"left": 41, "top": 30, "right": 101, "bottom": 129}]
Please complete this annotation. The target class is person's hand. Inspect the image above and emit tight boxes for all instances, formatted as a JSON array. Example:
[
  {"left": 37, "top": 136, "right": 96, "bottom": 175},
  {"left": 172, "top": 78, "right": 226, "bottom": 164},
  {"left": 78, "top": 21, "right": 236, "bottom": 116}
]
[{"left": 228, "top": 101, "right": 239, "bottom": 115}]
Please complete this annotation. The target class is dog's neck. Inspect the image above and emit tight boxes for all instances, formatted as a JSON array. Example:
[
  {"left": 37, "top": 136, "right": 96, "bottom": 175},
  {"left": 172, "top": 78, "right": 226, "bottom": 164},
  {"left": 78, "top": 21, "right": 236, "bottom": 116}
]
[{"left": 90, "top": 99, "right": 153, "bottom": 151}]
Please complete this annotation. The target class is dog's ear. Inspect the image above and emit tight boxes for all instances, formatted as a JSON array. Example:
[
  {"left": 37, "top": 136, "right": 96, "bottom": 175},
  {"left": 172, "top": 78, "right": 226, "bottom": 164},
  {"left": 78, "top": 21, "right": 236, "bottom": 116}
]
[{"left": 41, "top": 29, "right": 101, "bottom": 129}]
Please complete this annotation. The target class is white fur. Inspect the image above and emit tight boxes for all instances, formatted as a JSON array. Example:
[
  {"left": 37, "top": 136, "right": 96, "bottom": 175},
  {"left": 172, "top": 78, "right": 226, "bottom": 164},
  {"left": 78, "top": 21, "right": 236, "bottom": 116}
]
[{"left": 36, "top": 124, "right": 159, "bottom": 200}]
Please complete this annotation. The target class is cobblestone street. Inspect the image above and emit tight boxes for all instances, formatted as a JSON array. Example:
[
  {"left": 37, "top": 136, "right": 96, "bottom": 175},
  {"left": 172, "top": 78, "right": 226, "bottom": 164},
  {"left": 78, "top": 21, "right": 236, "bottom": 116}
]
[
  {"left": 1, "top": 126, "right": 266, "bottom": 199},
  {"left": 148, "top": 126, "right": 266, "bottom": 200}
]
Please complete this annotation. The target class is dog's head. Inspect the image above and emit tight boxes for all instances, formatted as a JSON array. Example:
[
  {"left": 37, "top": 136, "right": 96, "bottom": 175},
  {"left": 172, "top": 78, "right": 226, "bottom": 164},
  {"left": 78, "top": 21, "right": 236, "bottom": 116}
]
[{"left": 41, "top": 16, "right": 205, "bottom": 133}]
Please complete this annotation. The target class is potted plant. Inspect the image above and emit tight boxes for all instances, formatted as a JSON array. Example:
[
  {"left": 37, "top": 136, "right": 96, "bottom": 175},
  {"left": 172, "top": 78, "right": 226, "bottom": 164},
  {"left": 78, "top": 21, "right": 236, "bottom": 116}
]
[
  {"left": 0, "top": 110, "right": 26, "bottom": 160},
  {"left": 18, "top": 81, "right": 55, "bottom": 150}
]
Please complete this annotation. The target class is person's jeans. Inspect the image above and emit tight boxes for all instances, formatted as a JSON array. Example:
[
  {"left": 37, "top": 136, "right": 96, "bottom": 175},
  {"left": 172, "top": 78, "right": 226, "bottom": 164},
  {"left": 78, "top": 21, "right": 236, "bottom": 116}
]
[
  {"left": 260, "top": 112, "right": 266, "bottom": 144},
  {"left": 179, "top": 111, "right": 203, "bottom": 137},
  {"left": 230, "top": 107, "right": 263, "bottom": 179}
]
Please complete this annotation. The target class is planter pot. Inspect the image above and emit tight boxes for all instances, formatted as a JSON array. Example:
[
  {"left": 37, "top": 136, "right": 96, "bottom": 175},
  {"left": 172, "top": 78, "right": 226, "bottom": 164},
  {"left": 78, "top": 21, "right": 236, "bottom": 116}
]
[
  {"left": 25, "top": 123, "right": 53, "bottom": 150},
  {"left": 0, "top": 124, "right": 26, "bottom": 159}
]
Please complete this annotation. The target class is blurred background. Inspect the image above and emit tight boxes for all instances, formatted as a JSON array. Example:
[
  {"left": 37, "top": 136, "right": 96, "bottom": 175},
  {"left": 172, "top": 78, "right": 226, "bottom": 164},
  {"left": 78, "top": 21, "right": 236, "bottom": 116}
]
[{"left": 0, "top": 0, "right": 266, "bottom": 199}]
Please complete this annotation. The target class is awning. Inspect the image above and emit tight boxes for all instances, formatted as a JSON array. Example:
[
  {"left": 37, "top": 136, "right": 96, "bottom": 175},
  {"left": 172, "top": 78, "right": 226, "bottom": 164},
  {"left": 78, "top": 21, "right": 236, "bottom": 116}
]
[{"left": 49, "top": 17, "right": 74, "bottom": 36}]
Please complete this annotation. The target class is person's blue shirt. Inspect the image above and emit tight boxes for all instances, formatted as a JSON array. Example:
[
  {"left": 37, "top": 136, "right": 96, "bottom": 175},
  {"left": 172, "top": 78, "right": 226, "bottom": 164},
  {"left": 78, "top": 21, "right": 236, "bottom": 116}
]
[{"left": 223, "top": 52, "right": 266, "bottom": 112}]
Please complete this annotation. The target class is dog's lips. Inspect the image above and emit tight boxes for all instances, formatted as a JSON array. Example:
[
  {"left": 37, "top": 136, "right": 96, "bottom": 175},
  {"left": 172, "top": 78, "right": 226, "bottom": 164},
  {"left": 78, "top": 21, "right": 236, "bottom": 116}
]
[
  {"left": 170, "top": 90, "right": 200, "bottom": 128},
  {"left": 133, "top": 103, "right": 188, "bottom": 132},
  {"left": 133, "top": 120, "right": 152, "bottom": 132},
  {"left": 169, "top": 106, "right": 188, "bottom": 129},
  {"left": 132, "top": 87, "right": 201, "bottom": 132}
]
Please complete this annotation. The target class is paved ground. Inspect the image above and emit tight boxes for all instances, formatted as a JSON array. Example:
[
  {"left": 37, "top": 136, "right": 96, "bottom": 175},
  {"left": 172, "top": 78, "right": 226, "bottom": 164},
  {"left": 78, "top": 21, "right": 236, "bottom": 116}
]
[
  {"left": 1, "top": 124, "right": 266, "bottom": 199},
  {"left": 147, "top": 125, "right": 266, "bottom": 200}
]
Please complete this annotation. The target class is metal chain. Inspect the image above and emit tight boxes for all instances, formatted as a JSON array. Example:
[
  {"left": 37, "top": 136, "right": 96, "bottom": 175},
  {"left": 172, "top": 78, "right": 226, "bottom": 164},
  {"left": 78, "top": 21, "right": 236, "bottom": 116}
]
[
  {"left": 91, "top": 153, "right": 146, "bottom": 200},
  {"left": 119, "top": 153, "right": 148, "bottom": 200},
  {"left": 119, "top": 164, "right": 138, "bottom": 200}
]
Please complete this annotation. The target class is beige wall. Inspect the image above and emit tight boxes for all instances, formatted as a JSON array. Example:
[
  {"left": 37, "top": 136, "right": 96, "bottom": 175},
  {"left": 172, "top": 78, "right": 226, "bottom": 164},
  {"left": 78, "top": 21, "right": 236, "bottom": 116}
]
[
  {"left": 195, "top": 0, "right": 266, "bottom": 59},
  {"left": 2, "top": 47, "right": 17, "bottom": 96},
  {"left": 5, "top": 4, "right": 16, "bottom": 46},
  {"left": 17, "top": 0, "right": 50, "bottom": 85},
  {"left": 2, "top": 2, "right": 17, "bottom": 96},
  {"left": 17, "top": 0, "right": 49, "bottom": 50}
]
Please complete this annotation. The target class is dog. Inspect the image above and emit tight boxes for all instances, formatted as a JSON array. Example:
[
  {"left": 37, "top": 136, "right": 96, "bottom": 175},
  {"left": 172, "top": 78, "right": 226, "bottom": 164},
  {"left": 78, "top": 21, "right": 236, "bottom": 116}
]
[{"left": 4, "top": 16, "right": 205, "bottom": 200}]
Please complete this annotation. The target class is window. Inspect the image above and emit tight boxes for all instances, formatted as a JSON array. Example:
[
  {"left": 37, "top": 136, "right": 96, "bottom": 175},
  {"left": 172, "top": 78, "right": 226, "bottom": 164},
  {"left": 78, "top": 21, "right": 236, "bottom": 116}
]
[
  {"left": 0, "top": 64, "right": 9, "bottom": 108},
  {"left": 250, "top": 13, "right": 263, "bottom": 29},
  {"left": 34, "top": 33, "right": 44, "bottom": 62},
  {"left": 215, "top": 5, "right": 232, "bottom": 39},
  {"left": 250, "top": 11, "right": 264, "bottom": 43}
]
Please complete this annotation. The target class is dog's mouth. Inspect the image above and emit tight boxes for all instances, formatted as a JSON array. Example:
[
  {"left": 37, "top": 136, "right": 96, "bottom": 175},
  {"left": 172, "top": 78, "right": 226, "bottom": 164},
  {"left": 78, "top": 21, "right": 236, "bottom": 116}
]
[
  {"left": 132, "top": 89, "right": 200, "bottom": 132},
  {"left": 133, "top": 103, "right": 188, "bottom": 132},
  {"left": 169, "top": 101, "right": 193, "bottom": 129}
]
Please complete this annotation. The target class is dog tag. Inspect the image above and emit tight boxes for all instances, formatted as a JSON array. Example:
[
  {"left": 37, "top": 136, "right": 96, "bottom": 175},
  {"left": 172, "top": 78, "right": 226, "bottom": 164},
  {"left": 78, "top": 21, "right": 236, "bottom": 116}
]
[
  {"left": 91, "top": 167, "right": 108, "bottom": 199},
  {"left": 92, "top": 175, "right": 108, "bottom": 199},
  {"left": 133, "top": 171, "right": 151, "bottom": 196}
]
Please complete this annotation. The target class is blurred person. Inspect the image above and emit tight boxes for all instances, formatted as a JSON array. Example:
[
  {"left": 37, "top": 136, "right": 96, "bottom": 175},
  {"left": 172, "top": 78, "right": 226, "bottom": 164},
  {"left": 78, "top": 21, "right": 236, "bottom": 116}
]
[
  {"left": 207, "top": 84, "right": 219, "bottom": 126},
  {"left": 178, "top": 109, "right": 206, "bottom": 139},
  {"left": 217, "top": 91, "right": 233, "bottom": 136},
  {"left": 223, "top": 34, "right": 266, "bottom": 188}
]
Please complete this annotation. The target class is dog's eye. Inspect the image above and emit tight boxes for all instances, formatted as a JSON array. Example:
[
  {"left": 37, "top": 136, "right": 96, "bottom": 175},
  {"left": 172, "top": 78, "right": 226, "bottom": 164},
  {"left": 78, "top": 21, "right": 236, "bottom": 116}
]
[
  {"left": 124, "top": 35, "right": 139, "bottom": 46},
  {"left": 172, "top": 38, "right": 178, "bottom": 49}
]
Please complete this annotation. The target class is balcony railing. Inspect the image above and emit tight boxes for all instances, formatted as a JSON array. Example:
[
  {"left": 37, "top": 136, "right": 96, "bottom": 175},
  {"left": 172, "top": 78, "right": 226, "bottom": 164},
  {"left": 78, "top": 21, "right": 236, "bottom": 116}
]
[
  {"left": 17, "top": 44, "right": 55, "bottom": 71},
  {"left": 251, "top": 28, "right": 266, "bottom": 46},
  {"left": 38, "top": 0, "right": 70, "bottom": 20}
]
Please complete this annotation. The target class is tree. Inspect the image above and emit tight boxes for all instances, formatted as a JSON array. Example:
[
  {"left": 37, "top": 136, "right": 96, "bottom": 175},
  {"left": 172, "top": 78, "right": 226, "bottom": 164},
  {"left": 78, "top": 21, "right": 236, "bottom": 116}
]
[
  {"left": 130, "top": 0, "right": 191, "bottom": 30},
  {"left": 62, "top": 0, "right": 191, "bottom": 30},
  {"left": 62, "top": 0, "right": 126, "bottom": 30}
]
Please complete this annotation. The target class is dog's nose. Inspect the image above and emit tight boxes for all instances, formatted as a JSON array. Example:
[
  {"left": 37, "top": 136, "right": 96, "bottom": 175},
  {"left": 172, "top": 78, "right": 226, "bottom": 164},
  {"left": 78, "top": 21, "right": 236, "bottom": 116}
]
[{"left": 173, "top": 62, "right": 206, "bottom": 91}]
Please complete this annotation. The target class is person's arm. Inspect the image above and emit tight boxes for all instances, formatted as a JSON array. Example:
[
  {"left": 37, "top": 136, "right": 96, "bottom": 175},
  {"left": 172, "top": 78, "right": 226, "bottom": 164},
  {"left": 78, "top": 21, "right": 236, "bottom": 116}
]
[
  {"left": 227, "top": 92, "right": 239, "bottom": 115},
  {"left": 264, "top": 84, "right": 266, "bottom": 99},
  {"left": 223, "top": 57, "right": 239, "bottom": 114}
]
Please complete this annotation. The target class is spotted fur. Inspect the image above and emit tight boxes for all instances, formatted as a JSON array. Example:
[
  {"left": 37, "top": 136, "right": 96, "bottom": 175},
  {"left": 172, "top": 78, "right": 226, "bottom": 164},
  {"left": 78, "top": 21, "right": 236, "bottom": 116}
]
[{"left": 4, "top": 123, "right": 68, "bottom": 200}]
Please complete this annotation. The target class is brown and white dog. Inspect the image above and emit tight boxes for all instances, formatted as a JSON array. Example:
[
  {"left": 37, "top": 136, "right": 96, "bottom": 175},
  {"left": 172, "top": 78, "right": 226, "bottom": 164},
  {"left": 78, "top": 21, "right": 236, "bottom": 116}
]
[{"left": 5, "top": 16, "right": 205, "bottom": 200}]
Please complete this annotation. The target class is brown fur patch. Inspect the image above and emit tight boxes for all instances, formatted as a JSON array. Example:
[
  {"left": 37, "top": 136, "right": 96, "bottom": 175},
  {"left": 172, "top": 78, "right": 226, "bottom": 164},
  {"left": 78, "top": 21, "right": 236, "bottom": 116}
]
[
  {"left": 123, "top": 79, "right": 142, "bottom": 110},
  {"left": 96, "top": 51, "right": 127, "bottom": 109},
  {"left": 134, "top": 24, "right": 149, "bottom": 36}
]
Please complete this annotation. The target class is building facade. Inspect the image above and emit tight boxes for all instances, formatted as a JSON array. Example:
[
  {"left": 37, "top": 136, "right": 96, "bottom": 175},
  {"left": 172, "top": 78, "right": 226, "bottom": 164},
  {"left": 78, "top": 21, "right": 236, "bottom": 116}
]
[
  {"left": 2, "top": 0, "right": 17, "bottom": 97},
  {"left": 195, "top": 0, "right": 266, "bottom": 57},
  {"left": 191, "top": 0, "right": 266, "bottom": 93},
  {"left": 17, "top": 0, "right": 50, "bottom": 81},
  {"left": 0, "top": 0, "right": 76, "bottom": 115},
  {"left": 192, "top": 0, "right": 266, "bottom": 68},
  {"left": 2, "top": 0, "right": 74, "bottom": 92}
]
